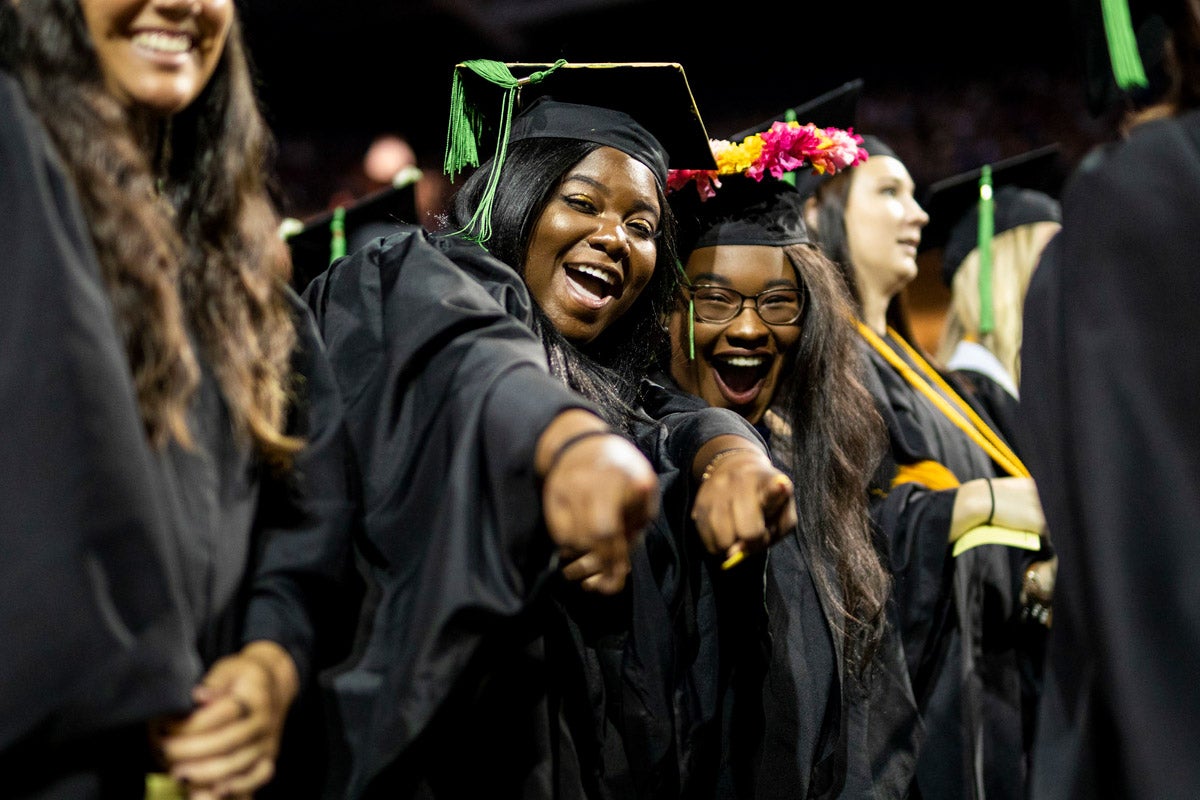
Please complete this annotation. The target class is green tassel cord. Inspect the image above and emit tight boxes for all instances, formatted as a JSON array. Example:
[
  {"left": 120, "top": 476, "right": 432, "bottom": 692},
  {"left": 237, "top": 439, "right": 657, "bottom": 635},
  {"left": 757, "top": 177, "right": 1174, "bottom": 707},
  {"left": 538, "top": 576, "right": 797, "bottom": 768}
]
[
  {"left": 1100, "top": 0, "right": 1150, "bottom": 90},
  {"left": 329, "top": 205, "right": 346, "bottom": 264},
  {"left": 443, "top": 58, "right": 567, "bottom": 243},
  {"left": 976, "top": 165, "right": 995, "bottom": 336},
  {"left": 673, "top": 259, "right": 695, "bottom": 360}
]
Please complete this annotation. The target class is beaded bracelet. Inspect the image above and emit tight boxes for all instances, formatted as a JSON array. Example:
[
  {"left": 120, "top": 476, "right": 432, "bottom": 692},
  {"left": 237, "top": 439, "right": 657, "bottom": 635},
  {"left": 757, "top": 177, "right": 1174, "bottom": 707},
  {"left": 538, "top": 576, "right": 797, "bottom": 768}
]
[
  {"left": 545, "top": 428, "right": 612, "bottom": 477},
  {"left": 700, "top": 448, "right": 758, "bottom": 483}
]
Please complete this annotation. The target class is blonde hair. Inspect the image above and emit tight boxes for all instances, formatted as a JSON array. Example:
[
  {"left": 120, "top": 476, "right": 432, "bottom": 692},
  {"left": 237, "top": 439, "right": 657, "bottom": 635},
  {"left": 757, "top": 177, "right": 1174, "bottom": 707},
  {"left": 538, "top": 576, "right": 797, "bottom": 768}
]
[{"left": 937, "top": 222, "right": 1057, "bottom": 387}]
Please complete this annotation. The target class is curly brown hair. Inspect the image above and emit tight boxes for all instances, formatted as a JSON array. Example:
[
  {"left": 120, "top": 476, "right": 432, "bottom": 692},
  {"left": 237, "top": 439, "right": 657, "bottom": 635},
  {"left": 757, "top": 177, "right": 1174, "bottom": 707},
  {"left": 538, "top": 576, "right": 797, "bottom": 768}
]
[{"left": 8, "top": 0, "right": 301, "bottom": 466}]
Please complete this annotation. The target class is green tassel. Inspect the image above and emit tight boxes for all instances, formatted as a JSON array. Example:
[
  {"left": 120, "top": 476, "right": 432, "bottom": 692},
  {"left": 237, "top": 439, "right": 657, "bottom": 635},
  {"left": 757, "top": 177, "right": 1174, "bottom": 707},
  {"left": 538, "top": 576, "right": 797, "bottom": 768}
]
[
  {"left": 977, "top": 165, "right": 995, "bottom": 336},
  {"left": 330, "top": 205, "right": 346, "bottom": 264},
  {"left": 673, "top": 259, "right": 696, "bottom": 360},
  {"left": 1100, "top": 0, "right": 1149, "bottom": 90},
  {"left": 443, "top": 59, "right": 567, "bottom": 243},
  {"left": 688, "top": 301, "right": 696, "bottom": 361}
]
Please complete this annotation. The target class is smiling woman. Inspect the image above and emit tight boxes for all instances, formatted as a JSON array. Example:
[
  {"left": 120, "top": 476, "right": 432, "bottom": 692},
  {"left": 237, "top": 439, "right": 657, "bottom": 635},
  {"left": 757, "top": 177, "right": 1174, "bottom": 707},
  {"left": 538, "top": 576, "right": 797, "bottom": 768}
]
[
  {"left": 81, "top": 0, "right": 232, "bottom": 114},
  {"left": 659, "top": 144, "right": 914, "bottom": 796},
  {"left": 522, "top": 142, "right": 662, "bottom": 343},
  {"left": 303, "top": 60, "right": 805, "bottom": 799},
  {"left": 0, "top": 0, "right": 361, "bottom": 796}
]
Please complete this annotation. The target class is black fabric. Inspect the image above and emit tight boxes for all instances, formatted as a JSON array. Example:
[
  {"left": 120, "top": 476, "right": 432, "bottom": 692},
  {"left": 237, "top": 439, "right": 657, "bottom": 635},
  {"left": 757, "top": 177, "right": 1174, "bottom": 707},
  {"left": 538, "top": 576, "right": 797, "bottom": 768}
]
[
  {"left": 286, "top": 183, "right": 420, "bottom": 295},
  {"left": 920, "top": 144, "right": 1065, "bottom": 285},
  {"left": 671, "top": 176, "right": 810, "bottom": 252},
  {"left": 0, "top": 69, "right": 200, "bottom": 789},
  {"left": 726, "top": 79, "right": 864, "bottom": 143},
  {"left": 949, "top": 369, "right": 1023, "bottom": 458},
  {"left": 1021, "top": 108, "right": 1200, "bottom": 800},
  {"left": 798, "top": 134, "right": 894, "bottom": 202},
  {"left": 305, "top": 224, "right": 779, "bottom": 800},
  {"left": 513, "top": 97, "right": 670, "bottom": 188},
  {"left": 490, "top": 62, "right": 717, "bottom": 172},
  {"left": 1067, "top": 0, "right": 1177, "bottom": 116},
  {"left": 860, "top": 334, "right": 1048, "bottom": 800},
  {"left": 940, "top": 186, "right": 1062, "bottom": 286},
  {"left": 647, "top": 372, "right": 923, "bottom": 800},
  {"left": 1, "top": 68, "right": 362, "bottom": 796},
  {"left": 636, "top": 376, "right": 774, "bottom": 800},
  {"left": 303, "top": 228, "right": 613, "bottom": 798}
]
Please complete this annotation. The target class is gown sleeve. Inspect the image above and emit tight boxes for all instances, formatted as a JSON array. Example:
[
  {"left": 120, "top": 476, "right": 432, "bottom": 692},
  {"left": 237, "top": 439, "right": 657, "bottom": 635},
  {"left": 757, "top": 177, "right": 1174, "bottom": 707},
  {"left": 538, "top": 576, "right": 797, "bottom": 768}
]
[
  {"left": 301, "top": 229, "right": 602, "bottom": 792},
  {"left": 241, "top": 286, "right": 365, "bottom": 686}
]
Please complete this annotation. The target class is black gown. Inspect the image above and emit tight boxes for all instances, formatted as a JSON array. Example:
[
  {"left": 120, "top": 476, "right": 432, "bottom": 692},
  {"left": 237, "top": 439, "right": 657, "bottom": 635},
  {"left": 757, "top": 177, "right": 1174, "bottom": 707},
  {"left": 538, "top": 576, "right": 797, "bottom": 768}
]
[
  {"left": 945, "top": 340, "right": 1024, "bottom": 452},
  {"left": 0, "top": 69, "right": 362, "bottom": 796},
  {"left": 647, "top": 371, "right": 923, "bottom": 800},
  {"left": 304, "top": 228, "right": 779, "bottom": 800},
  {"left": 152, "top": 288, "right": 365, "bottom": 799},
  {"left": 860, "top": 329, "right": 1049, "bottom": 800},
  {"left": 1020, "top": 108, "right": 1200, "bottom": 800},
  {"left": 1, "top": 69, "right": 200, "bottom": 794}
]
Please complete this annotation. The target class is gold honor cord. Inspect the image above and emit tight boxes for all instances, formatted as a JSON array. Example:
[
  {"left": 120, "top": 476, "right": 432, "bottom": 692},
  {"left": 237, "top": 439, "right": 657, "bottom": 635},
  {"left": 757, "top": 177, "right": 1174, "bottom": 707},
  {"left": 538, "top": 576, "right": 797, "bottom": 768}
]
[{"left": 857, "top": 323, "right": 1030, "bottom": 479}]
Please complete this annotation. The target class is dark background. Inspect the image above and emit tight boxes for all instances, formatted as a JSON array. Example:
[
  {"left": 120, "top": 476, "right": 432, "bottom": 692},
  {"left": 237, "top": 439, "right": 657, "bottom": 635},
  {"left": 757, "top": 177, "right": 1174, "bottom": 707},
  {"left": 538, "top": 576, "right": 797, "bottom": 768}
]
[
  {"left": 239, "top": 0, "right": 1123, "bottom": 346},
  {"left": 240, "top": 0, "right": 1111, "bottom": 213}
]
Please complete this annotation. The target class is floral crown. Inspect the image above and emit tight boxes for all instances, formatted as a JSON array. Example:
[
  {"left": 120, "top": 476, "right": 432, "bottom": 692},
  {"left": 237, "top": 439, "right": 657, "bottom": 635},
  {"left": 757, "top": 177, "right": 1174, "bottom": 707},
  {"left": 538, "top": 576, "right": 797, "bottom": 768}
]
[{"left": 666, "top": 121, "right": 867, "bottom": 199}]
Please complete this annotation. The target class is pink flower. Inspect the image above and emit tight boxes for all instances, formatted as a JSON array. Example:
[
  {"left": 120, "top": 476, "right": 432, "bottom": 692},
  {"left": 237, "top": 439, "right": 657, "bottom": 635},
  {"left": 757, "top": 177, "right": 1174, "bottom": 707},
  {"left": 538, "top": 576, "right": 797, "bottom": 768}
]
[{"left": 665, "top": 123, "right": 867, "bottom": 198}]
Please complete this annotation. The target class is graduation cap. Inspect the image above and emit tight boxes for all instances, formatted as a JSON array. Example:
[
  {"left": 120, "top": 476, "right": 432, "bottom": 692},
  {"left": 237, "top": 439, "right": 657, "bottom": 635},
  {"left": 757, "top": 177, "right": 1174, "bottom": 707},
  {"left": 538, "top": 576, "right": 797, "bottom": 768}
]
[
  {"left": 921, "top": 144, "right": 1065, "bottom": 332},
  {"left": 282, "top": 168, "right": 421, "bottom": 293},
  {"left": 671, "top": 176, "right": 809, "bottom": 254},
  {"left": 727, "top": 78, "right": 865, "bottom": 143},
  {"left": 666, "top": 176, "right": 811, "bottom": 361},
  {"left": 720, "top": 79, "right": 886, "bottom": 200},
  {"left": 443, "top": 60, "right": 716, "bottom": 241},
  {"left": 1070, "top": 0, "right": 1180, "bottom": 116}
]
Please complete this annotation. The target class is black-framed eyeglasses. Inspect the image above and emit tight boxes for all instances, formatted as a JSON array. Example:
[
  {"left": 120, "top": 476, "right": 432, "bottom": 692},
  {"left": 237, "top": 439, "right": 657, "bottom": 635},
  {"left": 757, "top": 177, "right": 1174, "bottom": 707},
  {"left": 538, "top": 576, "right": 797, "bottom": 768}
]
[{"left": 685, "top": 285, "right": 805, "bottom": 325}]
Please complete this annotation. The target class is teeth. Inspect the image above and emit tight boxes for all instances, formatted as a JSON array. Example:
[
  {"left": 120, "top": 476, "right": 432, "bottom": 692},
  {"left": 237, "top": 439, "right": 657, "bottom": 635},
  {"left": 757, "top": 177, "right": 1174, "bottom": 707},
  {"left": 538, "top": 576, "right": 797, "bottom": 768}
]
[
  {"left": 722, "top": 356, "right": 766, "bottom": 368},
  {"left": 132, "top": 31, "right": 192, "bottom": 54},
  {"left": 573, "top": 265, "right": 615, "bottom": 285}
]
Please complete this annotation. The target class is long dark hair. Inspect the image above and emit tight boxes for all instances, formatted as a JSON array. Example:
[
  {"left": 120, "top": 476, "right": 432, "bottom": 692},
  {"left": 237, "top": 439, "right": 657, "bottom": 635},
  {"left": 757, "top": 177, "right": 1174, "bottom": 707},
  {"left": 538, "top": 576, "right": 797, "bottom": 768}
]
[
  {"left": 7, "top": 0, "right": 300, "bottom": 466},
  {"left": 807, "top": 170, "right": 919, "bottom": 346},
  {"left": 773, "top": 243, "right": 892, "bottom": 684},
  {"left": 451, "top": 138, "right": 679, "bottom": 433}
]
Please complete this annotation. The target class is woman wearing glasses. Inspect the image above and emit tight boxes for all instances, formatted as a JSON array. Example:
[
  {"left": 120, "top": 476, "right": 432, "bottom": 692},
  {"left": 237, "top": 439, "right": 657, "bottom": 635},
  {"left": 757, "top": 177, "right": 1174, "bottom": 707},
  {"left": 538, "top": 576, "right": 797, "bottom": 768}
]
[{"left": 660, "top": 162, "right": 922, "bottom": 797}]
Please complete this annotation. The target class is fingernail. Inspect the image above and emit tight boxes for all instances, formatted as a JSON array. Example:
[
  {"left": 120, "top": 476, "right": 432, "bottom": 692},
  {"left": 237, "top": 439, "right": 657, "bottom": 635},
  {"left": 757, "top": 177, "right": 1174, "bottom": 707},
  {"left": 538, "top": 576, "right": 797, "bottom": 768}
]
[{"left": 722, "top": 550, "right": 746, "bottom": 570}]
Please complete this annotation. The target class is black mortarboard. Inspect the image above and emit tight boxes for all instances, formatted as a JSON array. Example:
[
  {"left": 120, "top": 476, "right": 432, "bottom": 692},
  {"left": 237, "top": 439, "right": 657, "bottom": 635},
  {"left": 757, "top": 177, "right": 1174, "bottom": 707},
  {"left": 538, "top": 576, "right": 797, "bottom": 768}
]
[
  {"left": 1070, "top": 0, "right": 1182, "bottom": 116},
  {"left": 671, "top": 176, "right": 809, "bottom": 255},
  {"left": 723, "top": 80, "right": 882, "bottom": 201},
  {"left": 283, "top": 172, "right": 420, "bottom": 292},
  {"left": 728, "top": 78, "right": 865, "bottom": 143},
  {"left": 444, "top": 60, "right": 716, "bottom": 242},
  {"left": 445, "top": 61, "right": 716, "bottom": 184},
  {"left": 921, "top": 144, "right": 1065, "bottom": 286}
]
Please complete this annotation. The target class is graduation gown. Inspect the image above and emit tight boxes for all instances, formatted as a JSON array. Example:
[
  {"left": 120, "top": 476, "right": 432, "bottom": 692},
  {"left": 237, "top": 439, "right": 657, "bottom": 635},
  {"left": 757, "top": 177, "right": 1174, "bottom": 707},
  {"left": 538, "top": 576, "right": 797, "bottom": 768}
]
[
  {"left": 305, "top": 228, "right": 781, "bottom": 800},
  {"left": 303, "top": 229, "right": 609, "bottom": 799},
  {"left": 945, "top": 340, "right": 1023, "bottom": 451},
  {"left": 634, "top": 376, "right": 773, "bottom": 800},
  {"left": 645, "top": 372, "right": 923, "bottom": 800},
  {"left": 0, "top": 69, "right": 200, "bottom": 794},
  {"left": 861, "top": 329, "right": 1047, "bottom": 800},
  {"left": 150, "top": 288, "right": 364, "bottom": 798},
  {"left": 0, "top": 69, "right": 360, "bottom": 796},
  {"left": 1020, "top": 109, "right": 1200, "bottom": 800}
]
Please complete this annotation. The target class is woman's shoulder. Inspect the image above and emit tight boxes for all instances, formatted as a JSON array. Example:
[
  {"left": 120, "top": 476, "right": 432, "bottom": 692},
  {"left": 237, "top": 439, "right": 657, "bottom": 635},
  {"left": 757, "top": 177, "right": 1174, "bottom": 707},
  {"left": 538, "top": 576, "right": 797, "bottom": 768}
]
[{"left": 428, "top": 232, "right": 537, "bottom": 322}]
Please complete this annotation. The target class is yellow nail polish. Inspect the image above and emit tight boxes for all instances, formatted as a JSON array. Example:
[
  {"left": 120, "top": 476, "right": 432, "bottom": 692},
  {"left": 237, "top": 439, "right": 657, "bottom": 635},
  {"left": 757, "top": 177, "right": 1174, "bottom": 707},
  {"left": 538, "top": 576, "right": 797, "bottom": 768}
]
[{"left": 722, "top": 550, "right": 746, "bottom": 570}]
